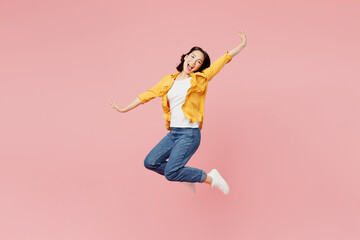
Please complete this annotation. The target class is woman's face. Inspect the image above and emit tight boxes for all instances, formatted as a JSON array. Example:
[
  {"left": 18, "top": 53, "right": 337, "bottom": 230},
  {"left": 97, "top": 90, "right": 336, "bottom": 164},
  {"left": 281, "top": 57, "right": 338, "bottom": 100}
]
[{"left": 183, "top": 50, "right": 205, "bottom": 74}]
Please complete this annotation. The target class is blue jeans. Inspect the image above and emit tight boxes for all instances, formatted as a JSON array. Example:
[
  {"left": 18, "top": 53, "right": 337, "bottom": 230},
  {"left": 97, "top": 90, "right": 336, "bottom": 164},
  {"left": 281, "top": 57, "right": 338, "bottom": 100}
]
[{"left": 144, "top": 127, "right": 206, "bottom": 183}]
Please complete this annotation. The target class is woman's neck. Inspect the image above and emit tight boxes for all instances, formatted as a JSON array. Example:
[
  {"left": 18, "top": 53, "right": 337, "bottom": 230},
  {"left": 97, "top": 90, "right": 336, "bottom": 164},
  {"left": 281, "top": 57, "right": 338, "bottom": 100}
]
[{"left": 177, "top": 71, "right": 190, "bottom": 79}]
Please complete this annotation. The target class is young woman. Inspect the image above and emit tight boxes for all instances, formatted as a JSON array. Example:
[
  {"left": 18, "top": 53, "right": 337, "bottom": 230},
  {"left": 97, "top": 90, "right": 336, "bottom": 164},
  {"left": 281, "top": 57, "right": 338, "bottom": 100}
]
[{"left": 110, "top": 31, "right": 247, "bottom": 194}]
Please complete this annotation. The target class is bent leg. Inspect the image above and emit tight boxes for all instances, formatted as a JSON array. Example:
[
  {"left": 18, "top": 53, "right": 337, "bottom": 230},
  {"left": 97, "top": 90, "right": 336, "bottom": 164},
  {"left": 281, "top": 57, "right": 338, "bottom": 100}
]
[
  {"left": 144, "top": 132, "right": 174, "bottom": 175},
  {"left": 164, "top": 129, "right": 206, "bottom": 183}
]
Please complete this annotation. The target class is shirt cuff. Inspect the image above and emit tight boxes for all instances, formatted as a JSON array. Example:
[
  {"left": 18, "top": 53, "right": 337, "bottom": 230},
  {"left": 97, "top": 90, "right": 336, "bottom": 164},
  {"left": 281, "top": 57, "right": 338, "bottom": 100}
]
[{"left": 225, "top": 51, "right": 233, "bottom": 63}]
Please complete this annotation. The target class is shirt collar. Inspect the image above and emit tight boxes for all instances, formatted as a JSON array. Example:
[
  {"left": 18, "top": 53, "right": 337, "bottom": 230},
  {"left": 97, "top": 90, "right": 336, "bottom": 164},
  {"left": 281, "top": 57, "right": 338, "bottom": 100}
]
[
  {"left": 170, "top": 71, "right": 200, "bottom": 78},
  {"left": 170, "top": 72, "right": 181, "bottom": 78}
]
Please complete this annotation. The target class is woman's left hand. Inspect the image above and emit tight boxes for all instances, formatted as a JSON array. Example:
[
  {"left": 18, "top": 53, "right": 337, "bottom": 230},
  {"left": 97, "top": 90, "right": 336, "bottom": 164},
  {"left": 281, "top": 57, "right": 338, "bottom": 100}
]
[
  {"left": 228, "top": 31, "right": 247, "bottom": 57},
  {"left": 238, "top": 31, "right": 247, "bottom": 48}
]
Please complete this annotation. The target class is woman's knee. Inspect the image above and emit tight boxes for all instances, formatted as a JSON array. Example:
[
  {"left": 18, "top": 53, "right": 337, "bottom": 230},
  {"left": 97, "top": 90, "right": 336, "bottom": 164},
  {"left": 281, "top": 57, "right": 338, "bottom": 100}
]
[{"left": 144, "top": 156, "right": 154, "bottom": 169}]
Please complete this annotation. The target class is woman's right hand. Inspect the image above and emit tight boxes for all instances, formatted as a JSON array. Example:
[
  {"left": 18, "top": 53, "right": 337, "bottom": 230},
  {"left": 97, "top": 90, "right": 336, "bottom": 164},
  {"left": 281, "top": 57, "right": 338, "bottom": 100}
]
[{"left": 109, "top": 100, "right": 127, "bottom": 113}]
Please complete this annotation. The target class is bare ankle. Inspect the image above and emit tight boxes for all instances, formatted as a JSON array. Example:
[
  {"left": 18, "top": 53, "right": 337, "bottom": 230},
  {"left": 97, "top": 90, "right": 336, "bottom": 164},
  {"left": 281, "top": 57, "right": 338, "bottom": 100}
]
[{"left": 204, "top": 175, "right": 212, "bottom": 185}]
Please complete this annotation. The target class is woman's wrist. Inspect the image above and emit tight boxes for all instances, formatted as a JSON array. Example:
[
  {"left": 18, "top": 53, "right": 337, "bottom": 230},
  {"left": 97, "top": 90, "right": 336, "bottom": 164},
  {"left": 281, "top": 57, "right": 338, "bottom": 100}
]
[{"left": 229, "top": 45, "right": 244, "bottom": 57}]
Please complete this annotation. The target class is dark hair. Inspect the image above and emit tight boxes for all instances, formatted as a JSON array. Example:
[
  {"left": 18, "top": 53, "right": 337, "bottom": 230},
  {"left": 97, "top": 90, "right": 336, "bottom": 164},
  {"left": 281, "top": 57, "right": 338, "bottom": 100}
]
[{"left": 176, "top": 46, "right": 211, "bottom": 73}]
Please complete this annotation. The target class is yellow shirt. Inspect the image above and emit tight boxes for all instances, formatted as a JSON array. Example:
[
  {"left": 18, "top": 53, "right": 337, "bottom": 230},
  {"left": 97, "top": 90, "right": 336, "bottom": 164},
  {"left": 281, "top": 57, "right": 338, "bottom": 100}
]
[{"left": 137, "top": 51, "right": 233, "bottom": 130}]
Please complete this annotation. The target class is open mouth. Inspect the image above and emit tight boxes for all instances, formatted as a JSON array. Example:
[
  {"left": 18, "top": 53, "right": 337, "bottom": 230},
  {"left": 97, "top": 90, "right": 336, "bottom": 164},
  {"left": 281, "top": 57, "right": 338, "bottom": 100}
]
[{"left": 187, "top": 63, "right": 194, "bottom": 71}]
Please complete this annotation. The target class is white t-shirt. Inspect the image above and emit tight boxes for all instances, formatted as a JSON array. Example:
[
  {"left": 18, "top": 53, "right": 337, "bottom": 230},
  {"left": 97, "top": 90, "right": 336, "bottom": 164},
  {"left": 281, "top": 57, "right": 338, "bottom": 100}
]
[{"left": 167, "top": 77, "right": 200, "bottom": 128}]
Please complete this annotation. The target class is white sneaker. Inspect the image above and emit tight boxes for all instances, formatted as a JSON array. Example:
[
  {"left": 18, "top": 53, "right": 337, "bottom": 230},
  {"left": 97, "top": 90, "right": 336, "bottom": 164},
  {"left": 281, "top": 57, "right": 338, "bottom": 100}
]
[
  {"left": 208, "top": 169, "right": 230, "bottom": 195},
  {"left": 181, "top": 182, "right": 196, "bottom": 194}
]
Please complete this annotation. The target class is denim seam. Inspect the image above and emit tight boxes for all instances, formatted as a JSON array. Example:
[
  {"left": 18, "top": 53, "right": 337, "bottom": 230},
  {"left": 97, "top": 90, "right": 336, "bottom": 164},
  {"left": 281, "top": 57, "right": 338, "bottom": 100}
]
[{"left": 151, "top": 147, "right": 173, "bottom": 166}]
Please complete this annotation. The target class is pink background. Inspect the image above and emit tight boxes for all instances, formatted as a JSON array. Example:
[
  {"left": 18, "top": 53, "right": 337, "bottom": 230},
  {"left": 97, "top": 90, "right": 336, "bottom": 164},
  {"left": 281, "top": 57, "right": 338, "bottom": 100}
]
[{"left": 1, "top": 0, "right": 359, "bottom": 239}]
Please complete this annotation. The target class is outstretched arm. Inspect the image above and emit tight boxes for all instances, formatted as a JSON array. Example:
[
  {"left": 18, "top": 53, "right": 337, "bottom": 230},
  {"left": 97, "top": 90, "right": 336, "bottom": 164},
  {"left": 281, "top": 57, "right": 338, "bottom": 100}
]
[
  {"left": 109, "top": 76, "right": 167, "bottom": 113},
  {"left": 203, "top": 31, "right": 247, "bottom": 81},
  {"left": 228, "top": 31, "right": 247, "bottom": 57},
  {"left": 109, "top": 97, "right": 141, "bottom": 113}
]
